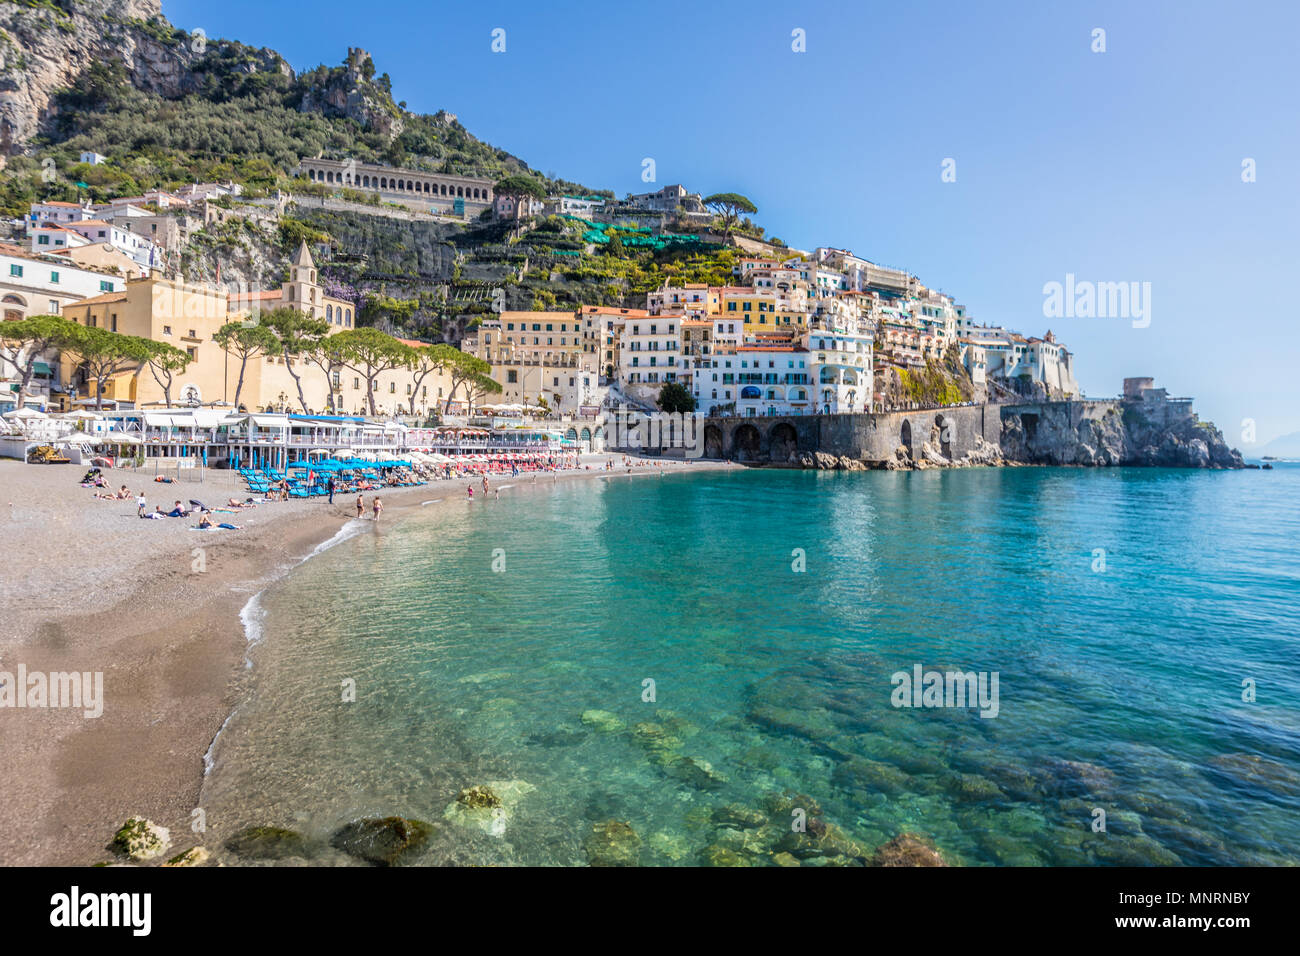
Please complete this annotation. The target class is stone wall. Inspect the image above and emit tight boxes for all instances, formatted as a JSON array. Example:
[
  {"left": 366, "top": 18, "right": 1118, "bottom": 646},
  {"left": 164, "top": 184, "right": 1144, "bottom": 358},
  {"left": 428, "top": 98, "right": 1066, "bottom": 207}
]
[
  {"left": 608, "top": 398, "right": 1244, "bottom": 470},
  {"left": 691, "top": 404, "right": 1000, "bottom": 465}
]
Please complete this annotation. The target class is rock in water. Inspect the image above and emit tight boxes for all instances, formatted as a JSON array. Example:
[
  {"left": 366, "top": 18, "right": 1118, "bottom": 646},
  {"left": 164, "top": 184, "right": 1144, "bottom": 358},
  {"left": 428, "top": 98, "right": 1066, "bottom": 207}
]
[
  {"left": 584, "top": 820, "right": 641, "bottom": 866},
  {"left": 163, "top": 846, "right": 209, "bottom": 867},
  {"left": 330, "top": 817, "right": 434, "bottom": 866},
  {"left": 871, "top": 833, "right": 948, "bottom": 867},
  {"left": 443, "top": 780, "right": 536, "bottom": 836},
  {"left": 224, "top": 826, "right": 309, "bottom": 860},
  {"left": 110, "top": 818, "right": 170, "bottom": 862},
  {"left": 581, "top": 709, "right": 625, "bottom": 733}
]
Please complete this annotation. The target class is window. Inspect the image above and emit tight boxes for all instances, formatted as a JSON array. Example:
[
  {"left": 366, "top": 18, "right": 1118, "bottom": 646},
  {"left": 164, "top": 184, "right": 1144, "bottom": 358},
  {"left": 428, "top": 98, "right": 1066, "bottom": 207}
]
[
  {"left": 186, "top": 347, "right": 197, "bottom": 360},
  {"left": 38, "top": 235, "right": 50, "bottom": 246},
  {"left": 49, "top": 300, "right": 59, "bottom": 313},
  {"left": 110, "top": 315, "right": 117, "bottom": 332},
  {"left": 507, "top": 370, "right": 517, "bottom": 383},
  {"left": 353, "top": 378, "right": 361, "bottom": 390},
  {"left": 100, "top": 281, "right": 113, "bottom": 292},
  {"left": 9, "top": 264, "right": 21, "bottom": 277},
  {"left": 162, "top": 325, "right": 172, "bottom": 335}
]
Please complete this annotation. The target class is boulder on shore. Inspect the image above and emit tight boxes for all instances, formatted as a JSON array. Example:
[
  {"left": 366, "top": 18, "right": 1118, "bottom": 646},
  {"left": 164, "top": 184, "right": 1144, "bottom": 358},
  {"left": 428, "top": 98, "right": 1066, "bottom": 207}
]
[{"left": 110, "top": 818, "right": 170, "bottom": 862}]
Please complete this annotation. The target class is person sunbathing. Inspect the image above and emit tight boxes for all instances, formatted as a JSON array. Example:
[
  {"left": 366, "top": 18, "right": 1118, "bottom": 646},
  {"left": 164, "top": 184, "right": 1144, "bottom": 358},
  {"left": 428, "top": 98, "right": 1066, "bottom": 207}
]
[
  {"left": 167, "top": 501, "right": 188, "bottom": 517},
  {"left": 196, "top": 512, "right": 242, "bottom": 530}
]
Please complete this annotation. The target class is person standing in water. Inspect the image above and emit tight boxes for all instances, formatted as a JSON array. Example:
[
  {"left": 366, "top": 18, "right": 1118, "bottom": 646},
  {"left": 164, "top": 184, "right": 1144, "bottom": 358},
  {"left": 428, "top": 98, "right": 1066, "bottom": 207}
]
[
  {"left": 467, "top": 485, "right": 474, "bottom": 500},
  {"left": 372, "top": 497, "right": 383, "bottom": 521},
  {"left": 482, "top": 474, "right": 490, "bottom": 496},
  {"left": 355, "top": 494, "right": 364, "bottom": 518}
]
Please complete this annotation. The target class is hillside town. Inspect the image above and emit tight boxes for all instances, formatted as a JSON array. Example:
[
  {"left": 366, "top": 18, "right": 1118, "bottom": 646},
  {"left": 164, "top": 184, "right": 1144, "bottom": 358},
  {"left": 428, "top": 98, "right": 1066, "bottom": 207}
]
[{"left": 2, "top": 157, "right": 1081, "bottom": 437}]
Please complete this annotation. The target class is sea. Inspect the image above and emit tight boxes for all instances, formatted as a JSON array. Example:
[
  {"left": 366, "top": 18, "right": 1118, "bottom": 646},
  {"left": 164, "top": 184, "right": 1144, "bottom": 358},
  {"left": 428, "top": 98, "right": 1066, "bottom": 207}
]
[{"left": 198, "top": 463, "right": 1300, "bottom": 865}]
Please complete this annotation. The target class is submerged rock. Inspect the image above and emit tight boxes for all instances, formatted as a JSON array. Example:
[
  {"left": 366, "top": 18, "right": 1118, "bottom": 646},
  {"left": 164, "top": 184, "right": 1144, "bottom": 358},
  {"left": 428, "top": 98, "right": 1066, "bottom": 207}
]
[
  {"left": 664, "top": 755, "right": 728, "bottom": 790},
  {"left": 712, "top": 803, "right": 767, "bottom": 830},
  {"left": 162, "top": 846, "right": 209, "bottom": 868},
  {"left": 224, "top": 826, "right": 309, "bottom": 861},
  {"left": 776, "top": 818, "right": 868, "bottom": 864},
  {"left": 870, "top": 833, "right": 948, "bottom": 867},
  {"left": 649, "top": 830, "right": 690, "bottom": 862},
  {"left": 699, "top": 843, "right": 753, "bottom": 866},
  {"left": 1208, "top": 753, "right": 1300, "bottom": 798},
  {"left": 330, "top": 817, "right": 434, "bottom": 866},
  {"left": 581, "top": 709, "right": 625, "bottom": 734},
  {"left": 584, "top": 820, "right": 641, "bottom": 867},
  {"left": 443, "top": 780, "right": 536, "bottom": 837},
  {"left": 1038, "top": 758, "right": 1118, "bottom": 798},
  {"left": 110, "top": 818, "right": 170, "bottom": 862},
  {"left": 831, "top": 756, "right": 909, "bottom": 795},
  {"left": 947, "top": 772, "right": 1006, "bottom": 803}
]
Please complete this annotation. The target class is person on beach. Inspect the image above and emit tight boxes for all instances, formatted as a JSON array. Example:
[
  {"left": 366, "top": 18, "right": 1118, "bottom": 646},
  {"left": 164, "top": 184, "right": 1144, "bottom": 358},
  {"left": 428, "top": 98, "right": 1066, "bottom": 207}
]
[
  {"left": 356, "top": 494, "right": 364, "bottom": 518},
  {"left": 482, "top": 475, "right": 490, "bottom": 496},
  {"left": 117, "top": 485, "right": 130, "bottom": 499},
  {"left": 467, "top": 485, "right": 474, "bottom": 499},
  {"left": 373, "top": 497, "right": 383, "bottom": 521},
  {"left": 327, "top": 475, "right": 336, "bottom": 504},
  {"left": 168, "top": 500, "right": 187, "bottom": 517},
  {"left": 136, "top": 491, "right": 147, "bottom": 516}
]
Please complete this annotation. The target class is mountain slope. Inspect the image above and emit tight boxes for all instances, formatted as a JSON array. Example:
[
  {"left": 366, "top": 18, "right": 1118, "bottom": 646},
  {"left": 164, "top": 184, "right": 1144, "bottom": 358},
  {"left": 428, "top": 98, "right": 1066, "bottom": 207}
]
[{"left": 0, "top": 0, "right": 591, "bottom": 213}]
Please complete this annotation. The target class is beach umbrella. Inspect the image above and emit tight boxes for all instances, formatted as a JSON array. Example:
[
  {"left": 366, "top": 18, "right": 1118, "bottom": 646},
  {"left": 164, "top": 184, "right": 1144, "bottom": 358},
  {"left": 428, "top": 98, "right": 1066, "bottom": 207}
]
[
  {"left": 62, "top": 433, "right": 96, "bottom": 444},
  {"left": 4, "top": 407, "right": 47, "bottom": 419}
]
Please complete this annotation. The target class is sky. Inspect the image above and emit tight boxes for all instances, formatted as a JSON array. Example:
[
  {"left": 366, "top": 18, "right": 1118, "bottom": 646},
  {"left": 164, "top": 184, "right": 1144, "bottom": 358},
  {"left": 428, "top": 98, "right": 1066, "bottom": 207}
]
[{"left": 164, "top": 0, "right": 1300, "bottom": 446}]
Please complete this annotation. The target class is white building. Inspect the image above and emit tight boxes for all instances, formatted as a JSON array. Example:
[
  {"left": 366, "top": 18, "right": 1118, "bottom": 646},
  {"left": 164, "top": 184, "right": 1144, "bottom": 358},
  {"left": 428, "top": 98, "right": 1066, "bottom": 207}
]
[
  {"left": 62, "top": 220, "right": 158, "bottom": 269},
  {"left": 79, "top": 152, "right": 108, "bottom": 166},
  {"left": 29, "top": 223, "right": 92, "bottom": 254},
  {"left": 619, "top": 313, "right": 683, "bottom": 401}
]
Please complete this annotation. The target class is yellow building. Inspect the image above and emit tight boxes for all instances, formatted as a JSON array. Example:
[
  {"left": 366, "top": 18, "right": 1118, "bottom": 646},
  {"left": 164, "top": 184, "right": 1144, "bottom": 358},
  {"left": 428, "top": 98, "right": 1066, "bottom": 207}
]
[{"left": 59, "top": 244, "right": 457, "bottom": 415}]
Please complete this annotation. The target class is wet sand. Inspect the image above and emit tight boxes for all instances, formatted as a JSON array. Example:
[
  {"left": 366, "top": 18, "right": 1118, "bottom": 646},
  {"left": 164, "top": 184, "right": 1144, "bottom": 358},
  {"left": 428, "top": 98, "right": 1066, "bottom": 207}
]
[{"left": 0, "top": 455, "right": 731, "bottom": 864}]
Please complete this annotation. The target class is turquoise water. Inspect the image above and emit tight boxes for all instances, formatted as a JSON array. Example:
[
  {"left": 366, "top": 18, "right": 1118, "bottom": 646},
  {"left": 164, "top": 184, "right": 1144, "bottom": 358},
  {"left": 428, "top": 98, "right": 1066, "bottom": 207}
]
[{"left": 200, "top": 465, "right": 1300, "bottom": 866}]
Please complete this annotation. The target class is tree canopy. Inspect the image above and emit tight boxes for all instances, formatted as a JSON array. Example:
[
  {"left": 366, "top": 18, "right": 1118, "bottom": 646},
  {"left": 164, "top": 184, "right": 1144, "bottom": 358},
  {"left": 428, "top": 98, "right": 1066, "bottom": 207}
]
[{"left": 703, "top": 192, "right": 758, "bottom": 241}]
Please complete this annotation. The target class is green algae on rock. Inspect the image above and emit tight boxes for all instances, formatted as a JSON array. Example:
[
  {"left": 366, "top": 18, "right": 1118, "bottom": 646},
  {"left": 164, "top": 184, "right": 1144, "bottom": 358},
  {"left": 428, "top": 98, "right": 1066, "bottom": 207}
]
[{"left": 110, "top": 818, "right": 170, "bottom": 862}]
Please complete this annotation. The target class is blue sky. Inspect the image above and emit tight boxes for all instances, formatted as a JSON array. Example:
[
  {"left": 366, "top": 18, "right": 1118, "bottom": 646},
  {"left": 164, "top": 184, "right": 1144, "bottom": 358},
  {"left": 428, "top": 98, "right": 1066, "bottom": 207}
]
[{"left": 164, "top": 0, "right": 1300, "bottom": 445}]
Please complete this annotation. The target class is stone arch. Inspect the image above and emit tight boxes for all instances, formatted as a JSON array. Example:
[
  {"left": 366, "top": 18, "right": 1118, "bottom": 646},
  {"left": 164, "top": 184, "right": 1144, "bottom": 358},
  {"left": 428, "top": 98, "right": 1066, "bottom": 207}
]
[
  {"left": 769, "top": 422, "right": 798, "bottom": 462},
  {"left": 704, "top": 424, "right": 723, "bottom": 459},
  {"left": 732, "top": 423, "right": 761, "bottom": 462},
  {"left": 934, "top": 414, "right": 952, "bottom": 458},
  {"left": 580, "top": 427, "right": 591, "bottom": 442},
  {"left": 900, "top": 419, "right": 913, "bottom": 456}
]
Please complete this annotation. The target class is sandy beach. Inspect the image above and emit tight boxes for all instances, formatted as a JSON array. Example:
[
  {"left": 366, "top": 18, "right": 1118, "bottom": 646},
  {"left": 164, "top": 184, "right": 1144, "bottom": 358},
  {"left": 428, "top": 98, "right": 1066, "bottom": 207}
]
[{"left": 0, "top": 454, "right": 731, "bottom": 865}]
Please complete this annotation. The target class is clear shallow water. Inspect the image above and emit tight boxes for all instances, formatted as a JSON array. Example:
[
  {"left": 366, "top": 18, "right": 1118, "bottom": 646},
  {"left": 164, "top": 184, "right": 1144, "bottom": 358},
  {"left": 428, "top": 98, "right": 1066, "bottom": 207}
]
[{"left": 200, "top": 465, "right": 1300, "bottom": 866}]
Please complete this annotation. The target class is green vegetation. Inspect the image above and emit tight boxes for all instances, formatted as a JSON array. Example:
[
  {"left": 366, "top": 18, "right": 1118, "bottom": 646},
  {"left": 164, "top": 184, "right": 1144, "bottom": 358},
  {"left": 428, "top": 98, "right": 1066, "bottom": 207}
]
[
  {"left": 703, "top": 192, "right": 757, "bottom": 241},
  {"left": 657, "top": 381, "right": 696, "bottom": 414},
  {"left": 898, "top": 360, "right": 969, "bottom": 406}
]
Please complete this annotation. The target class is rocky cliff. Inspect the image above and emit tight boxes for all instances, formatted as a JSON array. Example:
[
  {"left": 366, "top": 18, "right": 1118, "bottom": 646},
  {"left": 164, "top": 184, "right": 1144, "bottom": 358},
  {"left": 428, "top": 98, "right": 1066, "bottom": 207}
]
[
  {"left": 3, "top": 1, "right": 184, "bottom": 148},
  {"left": 0, "top": 1, "right": 390, "bottom": 153},
  {"left": 999, "top": 402, "right": 1244, "bottom": 469}
]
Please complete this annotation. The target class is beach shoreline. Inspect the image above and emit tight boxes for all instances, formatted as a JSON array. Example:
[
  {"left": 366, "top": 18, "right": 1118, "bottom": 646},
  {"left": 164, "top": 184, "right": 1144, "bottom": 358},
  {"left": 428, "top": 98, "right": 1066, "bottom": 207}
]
[{"left": 0, "top": 455, "right": 732, "bottom": 865}]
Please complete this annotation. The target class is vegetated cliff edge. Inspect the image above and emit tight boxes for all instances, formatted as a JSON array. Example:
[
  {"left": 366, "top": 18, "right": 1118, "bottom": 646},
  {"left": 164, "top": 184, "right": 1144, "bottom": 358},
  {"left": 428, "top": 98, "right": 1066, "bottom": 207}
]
[{"left": 998, "top": 402, "right": 1245, "bottom": 469}]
